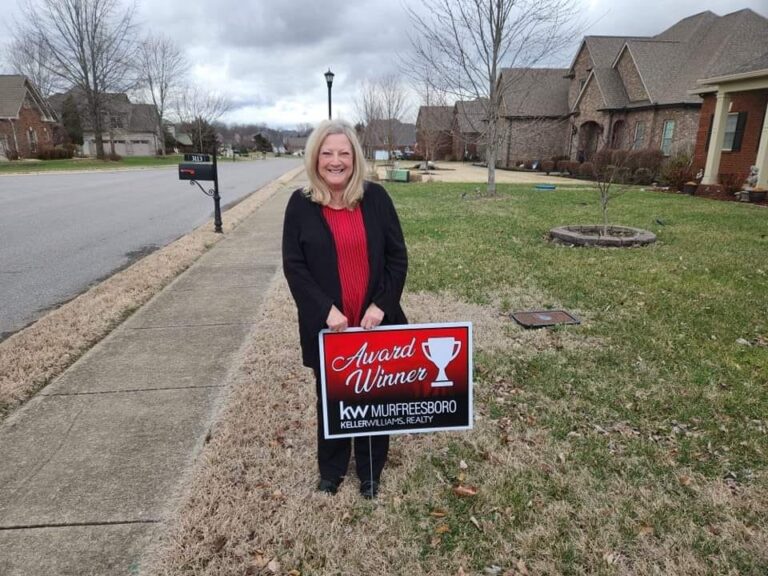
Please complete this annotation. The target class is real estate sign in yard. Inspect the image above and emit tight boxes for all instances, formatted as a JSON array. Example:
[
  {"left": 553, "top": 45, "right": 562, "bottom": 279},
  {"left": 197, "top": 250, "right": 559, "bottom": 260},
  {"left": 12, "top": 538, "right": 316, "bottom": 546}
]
[{"left": 319, "top": 322, "right": 473, "bottom": 439}]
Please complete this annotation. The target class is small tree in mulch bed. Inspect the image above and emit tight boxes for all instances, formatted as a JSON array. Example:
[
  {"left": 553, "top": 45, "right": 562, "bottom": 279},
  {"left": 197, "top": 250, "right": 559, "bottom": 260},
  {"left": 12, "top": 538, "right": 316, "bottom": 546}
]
[{"left": 551, "top": 145, "right": 656, "bottom": 247}]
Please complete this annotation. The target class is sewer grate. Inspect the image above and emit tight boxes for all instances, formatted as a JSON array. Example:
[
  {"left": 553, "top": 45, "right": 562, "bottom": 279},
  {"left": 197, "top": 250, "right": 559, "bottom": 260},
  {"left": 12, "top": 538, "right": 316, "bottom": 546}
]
[{"left": 511, "top": 309, "right": 580, "bottom": 328}]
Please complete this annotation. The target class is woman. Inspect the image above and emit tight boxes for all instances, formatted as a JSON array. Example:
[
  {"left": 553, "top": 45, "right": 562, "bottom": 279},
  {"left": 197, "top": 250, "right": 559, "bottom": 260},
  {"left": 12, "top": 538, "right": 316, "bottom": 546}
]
[{"left": 282, "top": 119, "right": 408, "bottom": 499}]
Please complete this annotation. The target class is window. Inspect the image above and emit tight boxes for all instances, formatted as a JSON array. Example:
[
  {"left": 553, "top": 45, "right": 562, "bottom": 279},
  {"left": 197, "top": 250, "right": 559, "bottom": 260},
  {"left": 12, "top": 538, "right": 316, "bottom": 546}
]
[
  {"left": 722, "top": 112, "right": 747, "bottom": 151},
  {"left": 661, "top": 120, "right": 675, "bottom": 156},
  {"left": 27, "top": 128, "right": 38, "bottom": 153},
  {"left": 632, "top": 121, "right": 645, "bottom": 149}
]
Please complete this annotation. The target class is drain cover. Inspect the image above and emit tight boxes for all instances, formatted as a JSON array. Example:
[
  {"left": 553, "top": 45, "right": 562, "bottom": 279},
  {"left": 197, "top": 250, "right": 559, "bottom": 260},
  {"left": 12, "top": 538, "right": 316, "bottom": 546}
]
[{"left": 511, "top": 310, "right": 580, "bottom": 328}]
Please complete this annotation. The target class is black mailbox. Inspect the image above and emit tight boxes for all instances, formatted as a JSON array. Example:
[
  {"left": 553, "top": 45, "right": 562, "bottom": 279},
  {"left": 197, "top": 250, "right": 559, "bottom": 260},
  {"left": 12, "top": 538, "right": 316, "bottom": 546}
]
[{"left": 178, "top": 162, "right": 215, "bottom": 181}]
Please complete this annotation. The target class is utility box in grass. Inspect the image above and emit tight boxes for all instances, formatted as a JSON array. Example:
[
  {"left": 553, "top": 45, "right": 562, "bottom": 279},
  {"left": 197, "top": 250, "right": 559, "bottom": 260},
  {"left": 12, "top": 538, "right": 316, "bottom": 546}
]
[{"left": 389, "top": 169, "right": 410, "bottom": 182}]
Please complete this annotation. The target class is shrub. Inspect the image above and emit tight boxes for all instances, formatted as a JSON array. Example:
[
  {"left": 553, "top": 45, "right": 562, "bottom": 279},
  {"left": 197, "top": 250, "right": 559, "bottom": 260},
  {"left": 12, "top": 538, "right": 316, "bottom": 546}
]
[
  {"left": 719, "top": 172, "right": 745, "bottom": 194},
  {"left": 556, "top": 159, "right": 570, "bottom": 173},
  {"left": 633, "top": 148, "right": 664, "bottom": 176},
  {"left": 610, "top": 149, "right": 629, "bottom": 167},
  {"left": 523, "top": 159, "right": 533, "bottom": 170},
  {"left": 37, "top": 147, "right": 74, "bottom": 160},
  {"left": 591, "top": 149, "right": 612, "bottom": 170},
  {"left": 108, "top": 152, "right": 123, "bottom": 161},
  {"left": 541, "top": 160, "right": 555, "bottom": 174},
  {"left": 551, "top": 154, "right": 569, "bottom": 164},
  {"left": 567, "top": 161, "right": 580, "bottom": 174},
  {"left": 634, "top": 167, "right": 654, "bottom": 185},
  {"left": 578, "top": 161, "right": 594, "bottom": 178},
  {"left": 6, "top": 149, "right": 20, "bottom": 161},
  {"left": 659, "top": 152, "right": 694, "bottom": 191},
  {"left": 614, "top": 166, "right": 632, "bottom": 184}
]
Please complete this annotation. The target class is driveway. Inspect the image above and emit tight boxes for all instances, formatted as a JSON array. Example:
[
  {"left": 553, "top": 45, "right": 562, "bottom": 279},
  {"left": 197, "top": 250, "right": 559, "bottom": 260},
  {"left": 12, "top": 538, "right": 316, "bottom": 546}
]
[{"left": 377, "top": 161, "right": 586, "bottom": 185}]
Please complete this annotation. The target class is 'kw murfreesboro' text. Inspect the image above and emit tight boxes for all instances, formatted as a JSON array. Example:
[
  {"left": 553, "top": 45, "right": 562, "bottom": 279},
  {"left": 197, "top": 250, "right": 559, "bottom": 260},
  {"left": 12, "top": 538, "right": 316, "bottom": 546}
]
[
  {"left": 331, "top": 338, "right": 428, "bottom": 394},
  {"left": 338, "top": 400, "right": 458, "bottom": 428}
]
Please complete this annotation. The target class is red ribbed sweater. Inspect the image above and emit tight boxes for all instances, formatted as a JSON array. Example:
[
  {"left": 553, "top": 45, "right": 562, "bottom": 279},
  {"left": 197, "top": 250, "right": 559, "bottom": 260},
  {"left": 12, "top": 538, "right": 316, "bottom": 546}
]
[{"left": 322, "top": 205, "right": 370, "bottom": 327}]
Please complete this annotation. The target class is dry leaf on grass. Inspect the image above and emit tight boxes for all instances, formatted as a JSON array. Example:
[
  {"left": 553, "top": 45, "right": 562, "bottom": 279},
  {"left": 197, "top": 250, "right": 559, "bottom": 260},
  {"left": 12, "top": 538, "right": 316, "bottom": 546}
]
[
  {"left": 430, "top": 509, "right": 448, "bottom": 518},
  {"left": 469, "top": 516, "right": 482, "bottom": 531},
  {"left": 267, "top": 558, "right": 281, "bottom": 573},
  {"left": 453, "top": 484, "right": 478, "bottom": 497},
  {"left": 435, "top": 523, "right": 451, "bottom": 534},
  {"left": 637, "top": 523, "right": 654, "bottom": 537}
]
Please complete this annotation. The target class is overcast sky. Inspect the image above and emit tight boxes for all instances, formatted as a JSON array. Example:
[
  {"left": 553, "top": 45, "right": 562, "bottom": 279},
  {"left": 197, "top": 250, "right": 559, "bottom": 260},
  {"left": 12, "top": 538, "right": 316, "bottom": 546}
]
[{"left": 1, "top": 0, "right": 766, "bottom": 128}]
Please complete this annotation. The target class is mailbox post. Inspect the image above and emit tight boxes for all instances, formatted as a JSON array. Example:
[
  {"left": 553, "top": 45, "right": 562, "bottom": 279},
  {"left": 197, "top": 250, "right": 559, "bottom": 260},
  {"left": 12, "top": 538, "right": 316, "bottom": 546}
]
[{"left": 178, "top": 145, "right": 223, "bottom": 233}]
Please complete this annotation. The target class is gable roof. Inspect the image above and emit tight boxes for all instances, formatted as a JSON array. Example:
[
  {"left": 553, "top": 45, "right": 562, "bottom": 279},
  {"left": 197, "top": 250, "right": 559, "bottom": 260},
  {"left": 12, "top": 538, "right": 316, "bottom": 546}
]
[
  {"left": 416, "top": 106, "right": 453, "bottom": 132},
  {"left": 365, "top": 119, "right": 417, "bottom": 148},
  {"left": 566, "top": 36, "right": 644, "bottom": 77},
  {"left": 0, "top": 75, "right": 57, "bottom": 121},
  {"left": 454, "top": 99, "right": 487, "bottom": 133},
  {"left": 628, "top": 9, "right": 768, "bottom": 106},
  {"left": 499, "top": 68, "right": 570, "bottom": 117}
]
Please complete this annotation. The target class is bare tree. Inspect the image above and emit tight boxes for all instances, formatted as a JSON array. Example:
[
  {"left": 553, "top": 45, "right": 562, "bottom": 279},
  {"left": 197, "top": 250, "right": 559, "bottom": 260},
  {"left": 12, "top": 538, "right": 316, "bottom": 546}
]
[
  {"left": 16, "top": 0, "right": 139, "bottom": 159},
  {"left": 174, "top": 84, "right": 232, "bottom": 152},
  {"left": 355, "top": 75, "right": 408, "bottom": 162},
  {"left": 355, "top": 79, "right": 383, "bottom": 161},
  {"left": 378, "top": 74, "right": 408, "bottom": 158},
  {"left": 406, "top": 0, "right": 578, "bottom": 195},
  {"left": 416, "top": 73, "right": 451, "bottom": 165},
  {"left": 295, "top": 123, "right": 314, "bottom": 137},
  {"left": 4, "top": 31, "right": 60, "bottom": 96},
  {"left": 138, "top": 34, "right": 188, "bottom": 155}
]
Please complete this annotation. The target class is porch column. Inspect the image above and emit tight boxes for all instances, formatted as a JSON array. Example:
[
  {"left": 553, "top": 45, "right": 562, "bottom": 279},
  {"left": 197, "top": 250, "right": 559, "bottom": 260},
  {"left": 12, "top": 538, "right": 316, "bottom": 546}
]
[
  {"left": 701, "top": 92, "right": 730, "bottom": 185},
  {"left": 755, "top": 98, "right": 768, "bottom": 188}
]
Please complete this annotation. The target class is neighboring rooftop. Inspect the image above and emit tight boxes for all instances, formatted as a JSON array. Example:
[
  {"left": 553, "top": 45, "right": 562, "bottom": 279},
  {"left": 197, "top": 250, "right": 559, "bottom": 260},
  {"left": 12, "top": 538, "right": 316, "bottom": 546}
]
[
  {"left": 0, "top": 75, "right": 57, "bottom": 121},
  {"left": 500, "top": 68, "right": 570, "bottom": 117}
]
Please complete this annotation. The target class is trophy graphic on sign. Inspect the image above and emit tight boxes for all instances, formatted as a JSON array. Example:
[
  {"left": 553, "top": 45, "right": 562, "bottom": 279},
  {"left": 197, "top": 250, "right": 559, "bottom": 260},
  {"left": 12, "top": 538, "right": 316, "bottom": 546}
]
[{"left": 422, "top": 337, "right": 461, "bottom": 387}]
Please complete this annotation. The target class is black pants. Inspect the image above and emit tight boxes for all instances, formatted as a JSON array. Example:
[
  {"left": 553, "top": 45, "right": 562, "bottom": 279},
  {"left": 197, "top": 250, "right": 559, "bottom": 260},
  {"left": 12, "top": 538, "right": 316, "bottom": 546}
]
[{"left": 314, "top": 371, "right": 389, "bottom": 483}]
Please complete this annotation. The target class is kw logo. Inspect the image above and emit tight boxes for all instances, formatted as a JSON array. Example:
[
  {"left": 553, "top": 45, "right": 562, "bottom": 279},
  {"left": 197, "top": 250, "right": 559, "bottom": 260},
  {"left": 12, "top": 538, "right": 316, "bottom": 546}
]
[{"left": 340, "top": 401, "right": 368, "bottom": 420}]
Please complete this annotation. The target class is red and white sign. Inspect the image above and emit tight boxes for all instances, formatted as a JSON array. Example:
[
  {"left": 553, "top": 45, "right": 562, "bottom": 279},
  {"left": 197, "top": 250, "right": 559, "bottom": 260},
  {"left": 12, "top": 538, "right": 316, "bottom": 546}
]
[{"left": 319, "top": 322, "right": 473, "bottom": 439}]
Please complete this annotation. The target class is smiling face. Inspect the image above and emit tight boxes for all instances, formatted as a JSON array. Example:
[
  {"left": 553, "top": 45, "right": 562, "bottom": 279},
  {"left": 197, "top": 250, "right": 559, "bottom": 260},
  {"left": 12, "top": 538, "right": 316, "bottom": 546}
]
[{"left": 317, "top": 133, "right": 354, "bottom": 194}]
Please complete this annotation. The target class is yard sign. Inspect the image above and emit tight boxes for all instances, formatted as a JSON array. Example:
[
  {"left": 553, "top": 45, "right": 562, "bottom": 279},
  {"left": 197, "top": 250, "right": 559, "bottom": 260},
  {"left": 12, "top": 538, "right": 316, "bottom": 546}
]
[{"left": 319, "top": 322, "right": 473, "bottom": 439}]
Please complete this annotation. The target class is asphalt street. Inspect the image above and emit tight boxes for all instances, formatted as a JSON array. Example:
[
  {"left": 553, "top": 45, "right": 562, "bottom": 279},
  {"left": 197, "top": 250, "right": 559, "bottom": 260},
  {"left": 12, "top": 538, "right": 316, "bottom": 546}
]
[{"left": 0, "top": 157, "right": 301, "bottom": 339}]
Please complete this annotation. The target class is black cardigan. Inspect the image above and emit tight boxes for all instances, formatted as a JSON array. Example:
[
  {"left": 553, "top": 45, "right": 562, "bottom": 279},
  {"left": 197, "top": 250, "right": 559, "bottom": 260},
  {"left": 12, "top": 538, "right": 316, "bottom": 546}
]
[{"left": 282, "top": 181, "right": 408, "bottom": 369}]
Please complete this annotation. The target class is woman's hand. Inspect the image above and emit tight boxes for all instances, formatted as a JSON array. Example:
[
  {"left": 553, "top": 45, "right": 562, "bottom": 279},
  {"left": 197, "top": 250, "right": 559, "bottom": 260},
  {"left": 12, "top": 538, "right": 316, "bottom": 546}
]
[
  {"left": 326, "top": 305, "right": 348, "bottom": 332},
  {"left": 360, "top": 303, "right": 385, "bottom": 330}
]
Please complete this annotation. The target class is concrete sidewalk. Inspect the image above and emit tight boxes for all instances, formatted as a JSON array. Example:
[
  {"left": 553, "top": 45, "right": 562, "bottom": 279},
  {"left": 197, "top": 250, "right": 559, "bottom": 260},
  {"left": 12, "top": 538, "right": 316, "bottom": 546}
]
[{"left": 0, "top": 173, "right": 305, "bottom": 576}]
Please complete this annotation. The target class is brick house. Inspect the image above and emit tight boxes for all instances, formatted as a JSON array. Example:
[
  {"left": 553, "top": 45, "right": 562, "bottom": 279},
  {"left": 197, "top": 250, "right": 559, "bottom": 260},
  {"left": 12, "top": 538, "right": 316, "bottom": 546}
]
[
  {"left": 416, "top": 8, "right": 768, "bottom": 172},
  {"left": 362, "top": 119, "right": 416, "bottom": 158},
  {"left": 498, "top": 68, "right": 571, "bottom": 166},
  {"left": 48, "top": 89, "right": 161, "bottom": 157},
  {"left": 415, "top": 105, "right": 453, "bottom": 160},
  {"left": 0, "top": 75, "right": 58, "bottom": 160},
  {"left": 691, "top": 53, "right": 768, "bottom": 197},
  {"left": 569, "top": 9, "right": 768, "bottom": 164},
  {"left": 452, "top": 99, "right": 487, "bottom": 161}
]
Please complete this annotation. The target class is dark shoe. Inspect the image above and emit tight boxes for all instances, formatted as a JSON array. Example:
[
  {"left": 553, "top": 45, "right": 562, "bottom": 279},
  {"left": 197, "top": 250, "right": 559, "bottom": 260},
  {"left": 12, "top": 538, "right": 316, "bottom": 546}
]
[
  {"left": 360, "top": 480, "right": 379, "bottom": 499},
  {"left": 317, "top": 478, "right": 340, "bottom": 494}
]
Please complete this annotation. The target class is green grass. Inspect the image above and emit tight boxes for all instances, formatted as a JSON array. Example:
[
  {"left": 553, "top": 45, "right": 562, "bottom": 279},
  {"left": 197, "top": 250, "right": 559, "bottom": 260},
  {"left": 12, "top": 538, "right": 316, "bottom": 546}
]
[
  {"left": 386, "top": 182, "right": 768, "bottom": 573},
  {"left": 0, "top": 154, "right": 183, "bottom": 173}
]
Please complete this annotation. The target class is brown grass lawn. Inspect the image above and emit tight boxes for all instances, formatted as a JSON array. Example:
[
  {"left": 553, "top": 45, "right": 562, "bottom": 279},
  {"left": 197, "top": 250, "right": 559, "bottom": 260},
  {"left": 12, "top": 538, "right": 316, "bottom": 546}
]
[{"left": 148, "top": 275, "right": 766, "bottom": 576}]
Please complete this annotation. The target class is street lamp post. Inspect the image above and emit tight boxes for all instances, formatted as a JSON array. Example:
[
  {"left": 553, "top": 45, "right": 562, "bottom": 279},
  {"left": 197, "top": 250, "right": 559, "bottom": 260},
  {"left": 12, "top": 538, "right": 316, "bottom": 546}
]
[{"left": 324, "top": 68, "right": 335, "bottom": 120}]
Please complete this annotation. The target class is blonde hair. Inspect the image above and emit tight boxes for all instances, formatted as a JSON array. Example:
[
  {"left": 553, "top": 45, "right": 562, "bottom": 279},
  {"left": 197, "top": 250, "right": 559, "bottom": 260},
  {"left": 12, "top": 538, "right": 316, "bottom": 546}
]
[{"left": 304, "top": 119, "right": 367, "bottom": 208}]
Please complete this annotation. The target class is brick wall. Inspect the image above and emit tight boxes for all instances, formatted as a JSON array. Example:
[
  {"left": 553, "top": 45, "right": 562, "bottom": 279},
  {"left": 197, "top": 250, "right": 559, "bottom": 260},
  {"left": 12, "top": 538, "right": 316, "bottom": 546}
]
[
  {"left": 568, "top": 46, "right": 592, "bottom": 110},
  {"left": 0, "top": 92, "right": 55, "bottom": 159},
  {"left": 416, "top": 128, "right": 452, "bottom": 160},
  {"left": 616, "top": 49, "right": 648, "bottom": 102},
  {"left": 503, "top": 117, "right": 568, "bottom": 166},
  {"left": 692, "top": 90, "right": 768, "bottom": 190}
]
